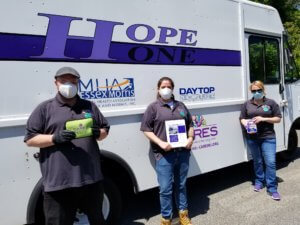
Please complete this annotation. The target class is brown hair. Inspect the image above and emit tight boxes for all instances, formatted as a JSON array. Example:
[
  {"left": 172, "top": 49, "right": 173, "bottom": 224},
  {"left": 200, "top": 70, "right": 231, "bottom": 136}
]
[
  {"left": 249, "top": 80, "right": 266, "bottom": 95},
  {"left": 156, "top": 77, "right": 175, "bottom": 99},
  {"left": 157, "top": 77, "right": 174, "bottom": 89}
]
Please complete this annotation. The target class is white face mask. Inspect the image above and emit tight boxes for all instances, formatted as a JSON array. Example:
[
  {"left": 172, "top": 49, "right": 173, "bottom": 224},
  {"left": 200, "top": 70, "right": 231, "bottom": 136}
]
[
  {"left": 58, "top": 82, "right": 78, "bottom": 99},
  {"left": 159, "top": 88, "right": 173, "bottom": 100}
]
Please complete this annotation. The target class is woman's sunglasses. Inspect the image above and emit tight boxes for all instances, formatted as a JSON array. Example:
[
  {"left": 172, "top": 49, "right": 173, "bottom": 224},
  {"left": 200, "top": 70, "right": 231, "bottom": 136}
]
[{"left": 251, "top": 89, "right": 263, "bottom": 94}]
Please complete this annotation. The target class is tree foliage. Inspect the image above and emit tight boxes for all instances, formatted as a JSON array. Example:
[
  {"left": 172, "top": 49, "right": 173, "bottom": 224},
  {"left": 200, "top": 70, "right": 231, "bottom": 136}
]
[{"left": 250, "top": 0, "right": 300, "bottom": 69}]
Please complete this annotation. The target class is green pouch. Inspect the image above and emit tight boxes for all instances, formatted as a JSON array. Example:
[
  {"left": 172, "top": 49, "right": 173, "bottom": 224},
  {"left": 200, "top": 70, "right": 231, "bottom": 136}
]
[{"left": 65, "top": 118, "right": 93, "bottom": 139}]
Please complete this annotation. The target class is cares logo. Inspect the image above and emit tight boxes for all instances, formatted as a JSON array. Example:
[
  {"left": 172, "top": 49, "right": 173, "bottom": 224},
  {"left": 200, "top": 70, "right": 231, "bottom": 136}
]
[
  {"left": 79, "top": 78, "right": 135, "bottom": 99},
  {"left": 192, "top": 115, "right": 218, "bottom": 138},
  {"left": 191, "top": 115, "right": 220, "bottom": 150}
]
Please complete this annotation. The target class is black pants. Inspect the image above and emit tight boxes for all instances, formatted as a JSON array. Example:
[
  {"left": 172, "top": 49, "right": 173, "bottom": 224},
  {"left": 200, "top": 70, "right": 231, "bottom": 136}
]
[{"left": 43, "top": 181, "right": 106, "bottom": 225}]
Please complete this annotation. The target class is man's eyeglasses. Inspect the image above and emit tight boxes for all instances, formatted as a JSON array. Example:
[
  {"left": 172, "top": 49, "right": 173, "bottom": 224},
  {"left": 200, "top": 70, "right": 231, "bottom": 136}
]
[{"left": 251, "top": 89, "right": 263, "bottom": 94}]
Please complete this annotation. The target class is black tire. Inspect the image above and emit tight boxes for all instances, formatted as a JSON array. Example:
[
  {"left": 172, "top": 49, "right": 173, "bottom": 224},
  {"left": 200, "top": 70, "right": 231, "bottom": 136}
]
[
  {"left": 288, "top": 128, "right": 298, "bottom": 153},
  {"left": 279, "top": 128, "right": 298, "bottom": 161},
  {"left": 32, "top": 178, "right": 122, "bottom": 225},
  {"left": 102, "top": 178, "right": 123, "bottom": 225}
]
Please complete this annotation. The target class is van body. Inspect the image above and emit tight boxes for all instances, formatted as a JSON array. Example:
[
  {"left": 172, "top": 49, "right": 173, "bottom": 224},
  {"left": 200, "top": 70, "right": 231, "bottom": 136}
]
[{"left": 0, "top": 0, "right": 299, "bottom": 224}]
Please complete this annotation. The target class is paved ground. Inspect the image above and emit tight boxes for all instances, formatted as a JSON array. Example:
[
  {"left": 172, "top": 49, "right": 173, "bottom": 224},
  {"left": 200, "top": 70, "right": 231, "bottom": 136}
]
[{"left": 121, "top": 149, "right": 300, "bottom": 225}]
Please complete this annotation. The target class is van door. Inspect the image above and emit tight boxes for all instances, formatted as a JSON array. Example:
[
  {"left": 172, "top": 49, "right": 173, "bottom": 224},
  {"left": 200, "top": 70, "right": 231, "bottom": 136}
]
[{"left": 245, "top": 34, "right": 286, "bottom": 151}]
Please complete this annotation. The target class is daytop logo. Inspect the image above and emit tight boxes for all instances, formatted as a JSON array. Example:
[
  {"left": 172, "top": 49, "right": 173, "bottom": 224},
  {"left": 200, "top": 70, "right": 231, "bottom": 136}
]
[
  {"left": 179, "top": 86, "right": 215, "bottom": 101},
  {"left": 79, "top": 77, "right": 136, "bottom": 108}
]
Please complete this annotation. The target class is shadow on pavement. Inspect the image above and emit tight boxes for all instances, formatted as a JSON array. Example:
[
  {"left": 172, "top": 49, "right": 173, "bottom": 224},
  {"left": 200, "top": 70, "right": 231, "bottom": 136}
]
[{"left": 121, "top": 148, "right": 300, "bottom": 224}]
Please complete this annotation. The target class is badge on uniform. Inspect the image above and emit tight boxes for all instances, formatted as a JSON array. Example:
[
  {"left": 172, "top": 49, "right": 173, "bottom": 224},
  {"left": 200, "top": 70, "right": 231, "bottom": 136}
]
[
  {"left": 262, "top": 105, "right": 270, "bottom": 112},
  {"left": 180, "top": 111, "right": 185, "bottom": 117},
  {"left": 82, "top": 110, "right": 92, "bottom": 119}
]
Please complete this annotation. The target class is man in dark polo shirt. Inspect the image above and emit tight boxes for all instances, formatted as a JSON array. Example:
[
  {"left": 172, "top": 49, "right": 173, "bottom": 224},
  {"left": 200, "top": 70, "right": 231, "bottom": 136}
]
[{"left": 24, "top": 67, "right": 110, "bottom": 225}]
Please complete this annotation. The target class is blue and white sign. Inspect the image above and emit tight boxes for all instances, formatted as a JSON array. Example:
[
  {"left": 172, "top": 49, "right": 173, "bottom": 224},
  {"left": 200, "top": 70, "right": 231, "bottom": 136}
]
[
  {"left": 179, "top": 86, "right": 215, "bottom": 101},
  {"left": 79, "top": 77, "right": 136, "bottom": 108}
]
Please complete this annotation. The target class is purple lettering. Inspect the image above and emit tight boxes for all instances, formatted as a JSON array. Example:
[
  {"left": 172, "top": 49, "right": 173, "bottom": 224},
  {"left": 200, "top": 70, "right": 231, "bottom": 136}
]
[
  {"left": 34, "top": 13, "right": 123, "bottom": 60},
  {"left": 202, "top": 127, "right": 210, "bottom": 138},
  {"left": 126, "top": 24, "right": 155, "bottom": 42},
  {"left": 210, "top": 126, "right": 218, "bottom": 136},
  {"left": 34, "top": 13, "right": 82, "bottom": 59},
  {"left": 156, "top": 26, "right": 178, "bottom": 44},
  {"left": 87, "top": 19, "right": 124, "bottom": 60},
  {"left": 194, "top": 129, "right": 201, "bottom": 138},
  {"left": 177, "top": 29, "right": 197, "bottom": 46}
]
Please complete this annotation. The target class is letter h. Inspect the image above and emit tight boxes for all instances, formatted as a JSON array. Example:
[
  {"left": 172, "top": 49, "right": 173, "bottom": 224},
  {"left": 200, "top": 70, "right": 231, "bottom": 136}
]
[{"left": 34, "top": 13, "right": 123, "bottom": 60}]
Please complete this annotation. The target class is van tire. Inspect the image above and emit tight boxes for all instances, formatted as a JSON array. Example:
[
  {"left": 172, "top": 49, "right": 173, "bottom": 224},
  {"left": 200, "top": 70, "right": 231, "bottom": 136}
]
[
  {"left": 279, "top": 128, "right": 298, "bottom": 161},
  {"left": 288, "top": 128, "right": 298, "bottom": 153},
  {"left": 101, "top": 178, "right": 123, "bottom": 225},
  {"left": 33, "top": 178, "right": 122, "bottom": 225}
]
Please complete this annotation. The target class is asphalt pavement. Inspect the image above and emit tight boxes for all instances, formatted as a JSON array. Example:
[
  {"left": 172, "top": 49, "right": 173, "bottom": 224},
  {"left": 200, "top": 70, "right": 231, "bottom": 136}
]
[{"left": 121, "top": 149, "right": 300, "bottom": 225}]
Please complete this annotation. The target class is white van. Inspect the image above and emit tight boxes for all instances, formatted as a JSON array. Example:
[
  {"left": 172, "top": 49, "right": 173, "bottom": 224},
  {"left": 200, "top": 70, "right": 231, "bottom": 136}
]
[{"left": 0, "top": 0, "right": 299, "bottom": 224}]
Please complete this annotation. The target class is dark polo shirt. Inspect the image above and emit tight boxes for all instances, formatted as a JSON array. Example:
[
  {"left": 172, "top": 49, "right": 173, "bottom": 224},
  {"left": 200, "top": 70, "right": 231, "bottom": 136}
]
[
  {"left": 140, "top": 98, "right": 193, "bottom": 153},
  {"left": 24, "top": 94, "right": 110, "bottom": 192},
  {"left": 240, "top": 97, "right": 282, "bottom": 139}
]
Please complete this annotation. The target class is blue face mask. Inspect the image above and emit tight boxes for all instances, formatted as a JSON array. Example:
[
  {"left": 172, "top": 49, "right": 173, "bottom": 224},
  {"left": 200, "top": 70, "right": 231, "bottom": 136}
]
[{"left": 253, "top": 92, "right": 264, "bottom": 100}]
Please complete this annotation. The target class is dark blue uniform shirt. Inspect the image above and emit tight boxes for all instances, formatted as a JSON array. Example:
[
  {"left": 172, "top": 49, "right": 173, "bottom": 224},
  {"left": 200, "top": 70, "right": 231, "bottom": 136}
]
[
  {"left": 240, "top": 97, "right": 282, "bottom": 139},
  {"left": 140, "top": 98, "right": 193, "bottom": 154},
  {"left": 24, "top": 94, "right": 110, "bottom": 192}
]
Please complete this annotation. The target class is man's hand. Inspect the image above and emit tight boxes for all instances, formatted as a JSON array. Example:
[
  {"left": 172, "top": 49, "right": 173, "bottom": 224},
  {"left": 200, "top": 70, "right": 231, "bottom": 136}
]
[
  {"left": 52, "top": 130, "right": 76, "bottom": 144},
  {"left": 92, "top": 126, "right": 101, "bottom": 139}
]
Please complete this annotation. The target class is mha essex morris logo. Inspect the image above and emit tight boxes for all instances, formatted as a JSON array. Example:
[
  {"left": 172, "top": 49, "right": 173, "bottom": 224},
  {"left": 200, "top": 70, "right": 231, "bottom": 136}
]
[{"left": 79, "top": 77, "right": 136, "bottom": 108}]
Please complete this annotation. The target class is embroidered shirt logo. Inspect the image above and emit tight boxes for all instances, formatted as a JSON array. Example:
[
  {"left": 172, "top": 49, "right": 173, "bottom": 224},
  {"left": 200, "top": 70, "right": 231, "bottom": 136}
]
[{"left": 262, "top": 105, "right": 270, "bottom": 112}]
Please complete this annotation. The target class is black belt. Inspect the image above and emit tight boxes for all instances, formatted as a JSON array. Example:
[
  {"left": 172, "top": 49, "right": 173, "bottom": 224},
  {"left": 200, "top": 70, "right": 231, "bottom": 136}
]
[
  {"left": 170, "top": 147, "right": 185, "bottom": 152},
  {"left": 153, "top": 147, "right": 186, "bottom": 154}
]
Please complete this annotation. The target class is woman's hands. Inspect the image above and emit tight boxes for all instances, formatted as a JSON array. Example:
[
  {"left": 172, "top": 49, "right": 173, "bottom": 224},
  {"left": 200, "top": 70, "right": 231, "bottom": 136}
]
[
  {"left": 159, "top": 141, "right": 172, "bottom": 151},
  {"left": 240, "top": 119, "right": 249, "bottom": 128},
  {"left": 253, "top": 116, "right": 281, "bottom": 124},
  {"left": 241, "top": 116, "right": 281, "bottom": 127},
  {"left": 252, "top": 116, "right": 266, "bottom": 124},
  {"left": 143, "top": 131, "right": 194, "bottom": 152},
  {"left": 185, "top": 137, "right": 194, "bottom": 149}
]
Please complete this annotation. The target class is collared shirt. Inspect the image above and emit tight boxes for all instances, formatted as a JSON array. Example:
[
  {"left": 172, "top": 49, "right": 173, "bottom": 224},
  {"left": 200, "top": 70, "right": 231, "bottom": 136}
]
[
  {"left": 140, "top": 98, "right": 193, "bottom": 154},
  {"left": 24, "top": 94, "right": 110, "bottom": 192},
  {"left": 240, "top": 97, "right": 282, "bottom": 139}
]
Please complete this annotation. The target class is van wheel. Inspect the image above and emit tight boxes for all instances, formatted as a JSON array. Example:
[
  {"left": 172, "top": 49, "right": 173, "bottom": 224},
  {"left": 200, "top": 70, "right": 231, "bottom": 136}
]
[
  {"left": 279, "top": 128, "right": 298, "bottom": 161},
  {"left": 74, "top": 178, "right": 122, "bottom": 225},
  {"left": 288, "top": 128, "right": 298, "bottom": 153}
]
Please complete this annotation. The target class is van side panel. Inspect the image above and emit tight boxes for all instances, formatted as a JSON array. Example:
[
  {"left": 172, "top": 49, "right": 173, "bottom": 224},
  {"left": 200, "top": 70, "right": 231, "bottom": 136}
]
[{"left": 0, "top": 0, "right": 285, "bottom": 224}]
